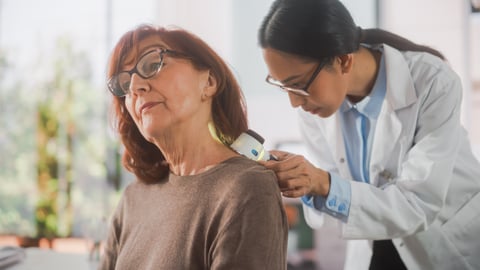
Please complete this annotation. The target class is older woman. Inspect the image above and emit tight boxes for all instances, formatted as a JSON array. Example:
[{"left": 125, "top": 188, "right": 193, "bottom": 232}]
[{"left": 99, "top": 24, "right": 288, "bottom": 270}]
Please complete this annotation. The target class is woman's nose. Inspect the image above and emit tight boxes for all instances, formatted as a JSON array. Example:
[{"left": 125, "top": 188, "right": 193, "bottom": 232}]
[
  {"left": 287, "top": 92, "right": 305, "bottom": 108},
  {"left": 129, "top": 73, "right": 150, "bottom": 95}
]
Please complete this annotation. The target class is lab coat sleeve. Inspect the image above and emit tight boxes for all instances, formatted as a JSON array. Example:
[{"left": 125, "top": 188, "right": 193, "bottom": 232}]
[{"left": 344, "top": 66, "right": 464, "bottom": 239}]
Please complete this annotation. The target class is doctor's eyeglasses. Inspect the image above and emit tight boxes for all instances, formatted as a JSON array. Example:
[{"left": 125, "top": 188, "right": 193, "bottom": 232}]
[
  {"left": 265, "top": 59, "right": 328, "bottom": 97},
  {"left": 107, "top": 48, "right": 188, "bottom": 97}
]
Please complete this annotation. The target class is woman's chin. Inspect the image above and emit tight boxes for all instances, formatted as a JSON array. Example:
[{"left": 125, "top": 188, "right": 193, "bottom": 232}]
[{"left": 139, "top": 126, "right": 163, "bottom": 143}]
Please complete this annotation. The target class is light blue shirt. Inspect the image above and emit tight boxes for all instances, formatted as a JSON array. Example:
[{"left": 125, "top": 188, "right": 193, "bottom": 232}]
[{"left": 302, "top": 52, "right": 386, "bottom": 222}]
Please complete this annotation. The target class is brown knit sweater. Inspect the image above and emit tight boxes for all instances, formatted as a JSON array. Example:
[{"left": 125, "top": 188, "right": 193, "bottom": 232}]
[{"left": 99, "top": 156, "right": 288, "bottom": 270}]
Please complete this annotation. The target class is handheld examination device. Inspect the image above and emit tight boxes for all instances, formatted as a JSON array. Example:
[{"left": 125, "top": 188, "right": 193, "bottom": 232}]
[{"left": 230, "top": 129, "right": 277, "bottom": 161}]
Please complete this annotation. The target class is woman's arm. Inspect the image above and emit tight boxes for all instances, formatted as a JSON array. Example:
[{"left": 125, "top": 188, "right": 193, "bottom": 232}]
[{"left": 209, "top": 171, "right": 288, "bottom": 270}]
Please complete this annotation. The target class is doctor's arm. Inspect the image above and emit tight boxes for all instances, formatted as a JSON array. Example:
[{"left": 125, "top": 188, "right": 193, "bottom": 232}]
[
  {"left": 263, "top": 149, "right": 354, "bottom": 223},
  {"left": 262, "top": 150, "right": 331, "bottom": 198}
]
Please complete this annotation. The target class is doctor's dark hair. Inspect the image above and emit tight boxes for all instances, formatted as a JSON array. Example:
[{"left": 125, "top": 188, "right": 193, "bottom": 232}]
[
  {"left": 107, "top": 24, "right": 248, "bottom": 184},
  {"left": 259, "top": 0, "right": 444, "bottom": 62}
]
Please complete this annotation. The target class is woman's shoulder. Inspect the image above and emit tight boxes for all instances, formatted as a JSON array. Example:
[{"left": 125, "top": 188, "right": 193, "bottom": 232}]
[
  {"left": 220, "top": 156, "right": 279, "bottom": 189},
  {"left": 121, "top": 178, "right": 166, "bottom": 199},
  {"left": 398, "top": 49, "right": 460, "bottom": 86},
  {"left": 214, "top": 157, "right": 282, "bottom": 207},
  {"left": 223, "top": 156, "right": 276, "bottom": 176},
  {"left": 382, "top": 44, "right": 454, "bottom": 78},
  {"left": 223, "top": 155, "right": 268, "bottom": 168},
  {"left": 384, "top": 45, "right": 462, "bottom": 98}
]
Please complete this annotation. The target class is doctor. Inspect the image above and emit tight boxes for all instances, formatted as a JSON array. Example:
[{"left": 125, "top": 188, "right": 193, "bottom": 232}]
[{"left": 258, "top": 0, "right": 480, "bottom": 269}]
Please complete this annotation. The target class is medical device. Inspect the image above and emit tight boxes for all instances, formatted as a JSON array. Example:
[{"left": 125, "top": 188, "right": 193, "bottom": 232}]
[{"left": 230, "top": 129, "right": 277, "bottom": 161}]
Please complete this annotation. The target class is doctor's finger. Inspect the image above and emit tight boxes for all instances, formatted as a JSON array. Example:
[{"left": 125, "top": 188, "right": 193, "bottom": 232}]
[
  {"left": 276, "top": 174, "right": 297, "bottom": 188},
  {"left": 270, "top": 154, "right": 307, "bottom": 173},
  {"left": 262, "top": 158, "right": 297, "bottom": 174},
  {"left": 277, "top": 176, "right": 309, "bottom": 191},
  {"left": 275, "top": 161, "right": 311, "bottom": 181},
  {"left": 268, "top": 150, "right": 294, "bottom": 160},
  {"left": 275, "top": 167, "right": 304, "bottom": 184},
  {"left": 279, "top": 186, "right": 295, "bottom": 192},
  {"left": 282, "top": 187, "right": 309, "bottom": 198}
]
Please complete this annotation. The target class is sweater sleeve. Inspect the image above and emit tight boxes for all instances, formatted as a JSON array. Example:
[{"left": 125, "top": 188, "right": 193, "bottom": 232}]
[{"left": 209, "top": 171, "right": 288, "bottom": 270}]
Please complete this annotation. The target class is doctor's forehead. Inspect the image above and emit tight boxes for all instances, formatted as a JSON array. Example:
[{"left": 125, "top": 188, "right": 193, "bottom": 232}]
[
  {"left": 262, "top": 48, "right": 314, "bottom": 65},
  {"left": 262, "top": 48, "right": 313, "bottom": 80}
]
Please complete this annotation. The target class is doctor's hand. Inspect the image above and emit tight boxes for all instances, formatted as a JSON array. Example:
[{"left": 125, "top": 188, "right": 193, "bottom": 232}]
[{"left": 261, "top": 150, "right": 331, "bottom": 198}]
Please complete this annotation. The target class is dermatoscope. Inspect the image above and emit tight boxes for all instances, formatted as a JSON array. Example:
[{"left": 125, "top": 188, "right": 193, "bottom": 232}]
[{"left": 230, "top": 129, "right": 277, "bottom": 161}]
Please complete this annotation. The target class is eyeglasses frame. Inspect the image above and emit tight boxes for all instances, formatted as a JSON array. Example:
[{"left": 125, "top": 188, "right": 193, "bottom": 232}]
[
  {"left": 265, "top": 58, "right": 329, "bottom": 97},
  {"left": 107, "top": 48, "right": 188, "bottom": 97}
]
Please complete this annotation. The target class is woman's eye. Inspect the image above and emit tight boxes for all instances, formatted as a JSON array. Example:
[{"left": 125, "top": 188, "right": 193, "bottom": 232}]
[
  {"left": 142, "top": 62, "right": 162, "bottom": 74},
  {"left": 150, "top": 62, "right": 162, "bottom": 70}
]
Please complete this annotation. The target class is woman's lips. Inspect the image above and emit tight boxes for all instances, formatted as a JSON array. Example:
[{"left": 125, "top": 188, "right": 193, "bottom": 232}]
[{"left": 139, "top": 102, "right": 161, "bottom": 114}]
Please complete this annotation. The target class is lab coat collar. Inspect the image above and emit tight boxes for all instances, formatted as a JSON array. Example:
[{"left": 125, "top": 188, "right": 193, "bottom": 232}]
[{"left": 383, "top": 44, "right": 417, "bottom": 110}]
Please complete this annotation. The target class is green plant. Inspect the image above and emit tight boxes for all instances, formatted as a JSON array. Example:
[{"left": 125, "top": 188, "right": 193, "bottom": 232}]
[
  {"left": 0, "top": 50, "right": 37, "bottom": 237},
  {"left": 35, "top": 101, "right": 62, "bottom": 238},
  {"left": 33, "top": 38, "right": 83, "bottom": 239},
  {"left": 1, "top": 35, "right": 123, "bottom": 241}
]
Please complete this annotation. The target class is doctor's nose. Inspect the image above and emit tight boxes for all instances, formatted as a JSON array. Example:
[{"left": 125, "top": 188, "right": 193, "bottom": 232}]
[{"left": 287, "top": 92, "right": 306, "bottom": 108}]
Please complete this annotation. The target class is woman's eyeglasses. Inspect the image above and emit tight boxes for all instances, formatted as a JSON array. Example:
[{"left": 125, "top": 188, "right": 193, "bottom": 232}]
[
  {"left": 265, "top": 59, "right": 328, "bottom": 97},
  {"left": 107, "top": 48, "right": 188, "bottom": 97}
]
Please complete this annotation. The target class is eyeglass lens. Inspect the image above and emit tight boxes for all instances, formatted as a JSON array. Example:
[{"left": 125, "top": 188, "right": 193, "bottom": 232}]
[{"left": 109, "top": 50, "right": 164, "bottom": 96}]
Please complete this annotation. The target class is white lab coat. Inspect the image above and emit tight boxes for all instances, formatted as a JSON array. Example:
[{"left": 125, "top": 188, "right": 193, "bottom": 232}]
[{"left": 298, "top": 44, "right": 480, "bottom": 270}]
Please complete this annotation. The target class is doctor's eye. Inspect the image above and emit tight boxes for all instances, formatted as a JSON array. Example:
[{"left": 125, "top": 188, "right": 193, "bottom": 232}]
[{"left": 286, "top": 82, "right": 306, "bottom": 89}]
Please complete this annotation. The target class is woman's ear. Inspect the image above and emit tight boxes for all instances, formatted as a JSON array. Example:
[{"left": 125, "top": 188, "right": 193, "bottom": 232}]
[
  {"left": 338, "top": 54, "right": 354, "bottom": 74},
  {"left": 202, "top": 71, "right": 218, "bottom": 99}
]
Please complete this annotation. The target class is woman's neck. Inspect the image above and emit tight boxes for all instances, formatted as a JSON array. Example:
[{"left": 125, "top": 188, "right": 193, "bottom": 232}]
[
  {"left": 347, "top": 47, "right": 382, "bottom": 103},
  {"left": 152, "top": 128, "right": 237, "bottom": 176}
]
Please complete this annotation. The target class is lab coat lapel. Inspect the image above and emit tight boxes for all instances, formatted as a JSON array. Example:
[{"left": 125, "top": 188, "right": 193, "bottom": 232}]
[
  {"left": 324, "top": 114, "right": 353, "bottom": 179},
  {"left": 370, "top": 101, "right": 402, "bottom": 186},
  {"left": 369, "top": 45, "right": 417, "bottom": 186}
]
